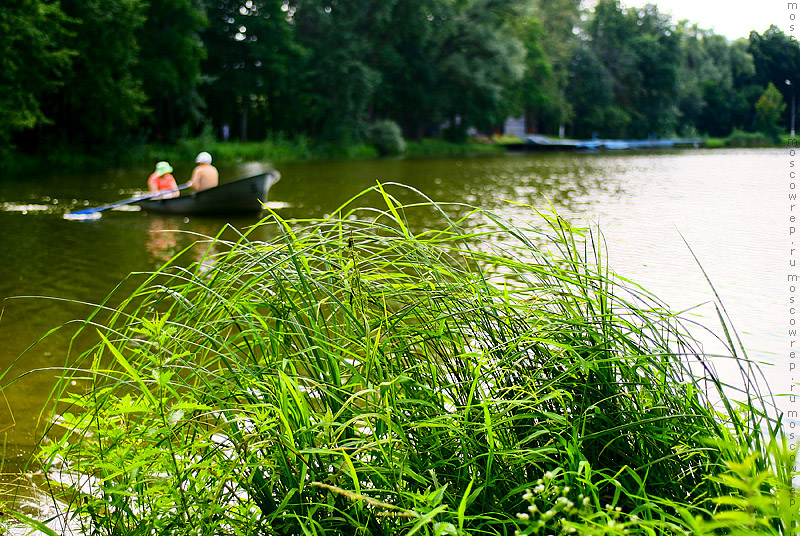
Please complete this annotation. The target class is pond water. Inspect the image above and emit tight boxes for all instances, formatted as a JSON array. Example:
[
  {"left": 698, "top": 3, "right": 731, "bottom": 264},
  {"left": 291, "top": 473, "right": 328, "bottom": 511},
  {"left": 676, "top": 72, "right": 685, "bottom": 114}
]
[{"left": 0, "top": 148, "right": 786, "bottom": 507}]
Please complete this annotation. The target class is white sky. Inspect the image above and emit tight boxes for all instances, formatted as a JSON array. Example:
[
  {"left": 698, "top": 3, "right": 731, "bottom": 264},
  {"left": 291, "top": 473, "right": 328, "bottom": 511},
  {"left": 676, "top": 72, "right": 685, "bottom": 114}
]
[{"left": 619, "top": 0, "right": 790, "bottom": 40}]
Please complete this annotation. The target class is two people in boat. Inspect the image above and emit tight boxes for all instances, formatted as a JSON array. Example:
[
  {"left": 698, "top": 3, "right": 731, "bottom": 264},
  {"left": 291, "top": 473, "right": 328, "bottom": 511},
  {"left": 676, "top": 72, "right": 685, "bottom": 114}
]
[{"left": 148, "top": 152, "right": 219, "bottom": 199}]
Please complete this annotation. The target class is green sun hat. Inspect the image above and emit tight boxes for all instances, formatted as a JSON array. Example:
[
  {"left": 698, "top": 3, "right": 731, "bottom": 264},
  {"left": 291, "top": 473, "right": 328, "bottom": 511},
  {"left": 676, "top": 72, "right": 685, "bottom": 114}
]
[{"left": 154, "top": 161, "right": 173, "bottom": 176}]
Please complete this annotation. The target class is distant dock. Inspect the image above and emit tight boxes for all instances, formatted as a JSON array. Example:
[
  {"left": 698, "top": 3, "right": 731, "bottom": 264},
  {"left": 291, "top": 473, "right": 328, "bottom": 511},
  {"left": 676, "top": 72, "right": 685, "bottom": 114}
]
[{"left": 503, "top": 134, "right": 705, "bottom": 152}]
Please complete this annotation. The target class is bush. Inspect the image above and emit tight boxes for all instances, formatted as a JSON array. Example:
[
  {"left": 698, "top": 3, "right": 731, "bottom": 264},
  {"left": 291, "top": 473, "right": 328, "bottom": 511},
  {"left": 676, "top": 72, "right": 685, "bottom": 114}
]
[
  {"left": 724, "top": 128, "right": 776, "bottom": 148},
  {"left": 369, "top": 120, "right": 406, "bottom": 156},
  {"left": 405, "top": 138, "right": 505, "bottom": 157},
  {"left": 19, "top": 185, "right": 789, "bottom": 535}
]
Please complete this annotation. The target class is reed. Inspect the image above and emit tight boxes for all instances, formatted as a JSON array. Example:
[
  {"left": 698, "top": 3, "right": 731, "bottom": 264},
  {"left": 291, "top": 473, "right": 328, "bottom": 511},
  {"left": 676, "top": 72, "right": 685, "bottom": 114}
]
[{"left": 22, "top": 184, "right": 795, "bottom": 535}]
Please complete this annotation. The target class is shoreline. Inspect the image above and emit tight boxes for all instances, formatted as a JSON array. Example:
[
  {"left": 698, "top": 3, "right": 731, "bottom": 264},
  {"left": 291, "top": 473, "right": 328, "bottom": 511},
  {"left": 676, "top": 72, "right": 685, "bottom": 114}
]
[{"left": 1, "top": 130, "right": 788, "bottom": 179}]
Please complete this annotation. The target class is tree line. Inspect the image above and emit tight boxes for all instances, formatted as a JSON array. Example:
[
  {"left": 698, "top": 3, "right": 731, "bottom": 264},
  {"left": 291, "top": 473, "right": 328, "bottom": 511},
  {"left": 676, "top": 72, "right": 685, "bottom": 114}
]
[{"left": 3, "top": 0, "right": 799, "bottom": 160}]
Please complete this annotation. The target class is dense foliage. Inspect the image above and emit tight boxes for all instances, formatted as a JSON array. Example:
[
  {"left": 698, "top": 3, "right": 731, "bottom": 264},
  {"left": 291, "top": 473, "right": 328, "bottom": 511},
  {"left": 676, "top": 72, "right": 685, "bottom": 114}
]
[
  {"left": 3, "top": 0, "right": 799, "bottom": 160},
  {"left": 24, "top": 186, "right": 795, "bottom": 535}
]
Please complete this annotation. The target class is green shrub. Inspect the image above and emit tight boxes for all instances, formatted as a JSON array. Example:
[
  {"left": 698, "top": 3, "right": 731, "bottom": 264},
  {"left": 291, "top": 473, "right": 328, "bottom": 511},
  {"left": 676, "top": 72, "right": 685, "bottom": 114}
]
[
  {"left": 405, "top": 138, "right": 504, "bottom": 157},
  {"left": 724, "top": 128, "right": 776, "bottom": 147},
  {"left": 18, "top": 185, "right": 788, "bottom": 535},
  {"left": 755, "top": 83, "right": 787, "bottom": 141},
  {"left": 369, "top": 120, "right": 406, "bottom": 156}
]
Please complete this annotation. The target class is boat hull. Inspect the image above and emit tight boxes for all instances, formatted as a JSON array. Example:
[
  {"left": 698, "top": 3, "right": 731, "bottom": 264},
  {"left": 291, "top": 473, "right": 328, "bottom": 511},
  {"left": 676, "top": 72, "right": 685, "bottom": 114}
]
[{"left": 136, "top": 171, "right": 279, "bottom": 215}]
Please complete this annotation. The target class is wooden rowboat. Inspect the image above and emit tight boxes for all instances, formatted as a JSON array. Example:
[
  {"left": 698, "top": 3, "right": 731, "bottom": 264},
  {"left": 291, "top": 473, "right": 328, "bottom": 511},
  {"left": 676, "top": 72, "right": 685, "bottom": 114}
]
[{"left": 136, "top": 171, "right": 280, "bottom": 215}]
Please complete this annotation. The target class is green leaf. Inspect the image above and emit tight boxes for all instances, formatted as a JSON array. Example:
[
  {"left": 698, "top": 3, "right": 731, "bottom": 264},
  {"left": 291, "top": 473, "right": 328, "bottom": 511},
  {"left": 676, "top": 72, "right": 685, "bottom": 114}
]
[
  {"left": 406, "top": 505, "right": 450, "bottom": 536},
  {"left": 7, "top": 509, "right": 62, "bottom": 536},
  {"left": 98, "top": 331, "right": 157, "bottom": 408},
  {"left": 434, "top": 521, "right": 458, "bottom": 536},
  {"left": 429, "top": 484, "right": 448, "bottom": 507},
  {"left": 457, "top": 479, "right": 476, "bottom": 530}
]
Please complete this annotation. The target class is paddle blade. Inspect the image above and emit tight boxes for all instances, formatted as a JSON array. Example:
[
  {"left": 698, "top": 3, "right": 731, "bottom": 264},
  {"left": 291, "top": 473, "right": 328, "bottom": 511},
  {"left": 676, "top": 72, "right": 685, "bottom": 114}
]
[
  {"left": 68, "top": 207, "right": 102, "bottom": 215},
  {"left": 64, "top": 211, "right": 102, "bottom": 221}
]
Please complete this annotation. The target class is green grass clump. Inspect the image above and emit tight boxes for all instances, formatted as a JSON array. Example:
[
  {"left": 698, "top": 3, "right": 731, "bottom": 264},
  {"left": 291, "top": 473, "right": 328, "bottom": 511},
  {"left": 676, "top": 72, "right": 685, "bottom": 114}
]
[
  {"left": 721, "top": 129, "right": 778, "bottom": 148},
  {"left": 147, "top": 134, "right": 315, "bottom": 166},
  {"left": 369, "top": 120, "right": 407, "bottom": 156},
  {"left": 405, "top": 138, "right": 505, "bottom": 157},
  {"left": 21, "top": 184, "right": 795, "bottom": 535}
]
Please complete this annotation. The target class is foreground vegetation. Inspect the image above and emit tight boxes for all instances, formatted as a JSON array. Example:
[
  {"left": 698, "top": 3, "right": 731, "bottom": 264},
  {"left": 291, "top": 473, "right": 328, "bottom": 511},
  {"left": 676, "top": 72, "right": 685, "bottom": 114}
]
[{"left": 17, "top": 185, "right": 797, "bottom": 534}]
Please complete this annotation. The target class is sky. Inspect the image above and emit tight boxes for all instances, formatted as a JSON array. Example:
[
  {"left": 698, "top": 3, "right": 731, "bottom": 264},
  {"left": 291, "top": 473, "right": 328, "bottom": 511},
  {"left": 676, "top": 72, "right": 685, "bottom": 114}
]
[{"left": 619, "top": 0, "right": 788, "bottom": 40}]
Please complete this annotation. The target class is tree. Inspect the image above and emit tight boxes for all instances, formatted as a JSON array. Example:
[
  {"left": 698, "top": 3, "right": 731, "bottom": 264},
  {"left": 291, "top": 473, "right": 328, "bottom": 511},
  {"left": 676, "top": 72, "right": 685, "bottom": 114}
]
[
  {"left": 291, "top": 0, "right": 385, "bottom": 143},
  {"left": 524, "top": 0, "right": 581, "bottom": 134},
  {"left": 628, "top": 8, "right": 681, "bottom": 137},
  {"left": 567, "top": 43, "right": 629, "bottom": 138},
  {"left": 676, "top": 27, "right": 740, "bottom": 136},
  {"left": 749, "top": 26, "right": 800, "bottom": 129},
  {"left": 0, "top": 0, "right": 73, "bottom": 150},
  {"left": 506, "top": 14, "right": 572, "bottom": 135},
  {"left": 137, "top": 0, "right": 208, "bottom": 142},
  {"left": 567, "top": 0, "right": 681, "bottom": 138},
  {"left": 727, "top": 39, "right": 760, "bottom": 131},
  {"left": 367, "top": 0, "right": 443, "bottom": 139},
  {"left": 433, "top": 0, "right": 526, "bottom": 138},
  {"left": 41, "top": 0, "right": 149, "bottom": 149},
  {"left": 568, "top": 0, "right": 638, "bottom": 137},
  {"left": 202, "top": 0, "right": 305, "bottom": 141},
  {"left": 749, "top": 26, "right": 800, "bottom": 90},
  {"left": 755, "top": 82, "right": 787, "bottom": 139},
  {"left": 369, "top": 0, "right": 526, "bottom": 140}
]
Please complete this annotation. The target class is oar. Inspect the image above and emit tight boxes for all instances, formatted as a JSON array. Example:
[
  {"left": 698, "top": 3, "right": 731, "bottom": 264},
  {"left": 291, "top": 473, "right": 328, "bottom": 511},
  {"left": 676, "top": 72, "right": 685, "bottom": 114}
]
[{"left": 67, "top": 184, "right": 191, "bottom": 216}]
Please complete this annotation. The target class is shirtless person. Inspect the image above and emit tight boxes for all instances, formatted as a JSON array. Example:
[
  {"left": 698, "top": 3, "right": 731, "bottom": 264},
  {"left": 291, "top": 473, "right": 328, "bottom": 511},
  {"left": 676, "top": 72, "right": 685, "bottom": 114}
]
[{"left": 187, "top": 152, "right": 219, "bottom": 192}]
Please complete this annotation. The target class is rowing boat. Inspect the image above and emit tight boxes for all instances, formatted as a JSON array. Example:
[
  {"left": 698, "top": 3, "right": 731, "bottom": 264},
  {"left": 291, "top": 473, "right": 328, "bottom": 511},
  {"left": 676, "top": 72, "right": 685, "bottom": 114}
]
[{"left": 136, "top": 171, "right": 280, "bottom": 215}]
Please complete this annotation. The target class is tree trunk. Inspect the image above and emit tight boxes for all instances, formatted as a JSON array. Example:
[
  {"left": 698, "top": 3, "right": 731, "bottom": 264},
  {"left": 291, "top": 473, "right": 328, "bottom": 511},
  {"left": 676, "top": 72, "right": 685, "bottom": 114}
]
[{"left": 240, "top": 99, "right": 248, "bottom": 142}]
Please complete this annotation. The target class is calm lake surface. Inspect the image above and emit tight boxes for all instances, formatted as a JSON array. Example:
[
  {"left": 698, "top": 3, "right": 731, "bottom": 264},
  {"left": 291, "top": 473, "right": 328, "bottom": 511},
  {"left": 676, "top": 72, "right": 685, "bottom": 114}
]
[{"left": 0, "top": 148, "right": 785, "bottom": 496}]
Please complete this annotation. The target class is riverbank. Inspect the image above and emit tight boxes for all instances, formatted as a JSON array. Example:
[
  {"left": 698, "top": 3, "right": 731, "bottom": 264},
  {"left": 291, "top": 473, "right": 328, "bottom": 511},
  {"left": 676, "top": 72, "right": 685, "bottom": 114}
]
[
  {"left": 495, "top": 130, "right": 789, "bottom": 151},
  {"left": 706, "top": 129, "right": 790, "bottom": 148},
  {"left": 2, "top": 129, "right": 788, "bottom": 179},
  {"left": 149, "top": 136, "right": 505, "bottom": 164},
  {"left": 1, "top": 136, "right": 506, "bottom": 179}
]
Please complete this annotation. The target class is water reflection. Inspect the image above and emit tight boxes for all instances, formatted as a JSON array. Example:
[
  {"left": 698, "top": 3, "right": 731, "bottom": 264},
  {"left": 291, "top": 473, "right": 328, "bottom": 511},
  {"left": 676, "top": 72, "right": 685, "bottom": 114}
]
[
  {"left": 146, "top": 216, "right": 180, "bottom": 263},
  {"left": 144, "top": 214, "right": 258, "bottom": 267},
  {"left": 273, "top": 153, "right": 633, "bottom": 233}
]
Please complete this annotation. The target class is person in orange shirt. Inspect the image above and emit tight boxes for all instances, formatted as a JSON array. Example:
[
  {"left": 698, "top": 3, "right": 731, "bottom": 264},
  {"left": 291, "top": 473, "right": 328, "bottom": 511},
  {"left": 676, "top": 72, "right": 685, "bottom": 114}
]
[
  {"left": 147, "top": 161, "right": 179, "bottom": 199},
  {"left": 186, "top": 152, "right": 219, "bottom": 192}
]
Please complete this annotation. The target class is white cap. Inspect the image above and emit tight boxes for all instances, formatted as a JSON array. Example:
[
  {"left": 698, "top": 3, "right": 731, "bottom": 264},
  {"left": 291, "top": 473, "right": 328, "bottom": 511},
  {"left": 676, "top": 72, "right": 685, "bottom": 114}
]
[{"left": 195, "top": 151, "right": 212, "bottom": 164}]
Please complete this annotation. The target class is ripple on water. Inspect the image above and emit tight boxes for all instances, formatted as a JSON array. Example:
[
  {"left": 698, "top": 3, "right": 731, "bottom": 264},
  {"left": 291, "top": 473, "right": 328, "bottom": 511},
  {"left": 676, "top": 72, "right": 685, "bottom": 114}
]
[
  {"left": 63, "top": 212, "right": 102, "bottom": 221},
  {"left": 1, "top": 203, "right": 54, "bottom": 214}
]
